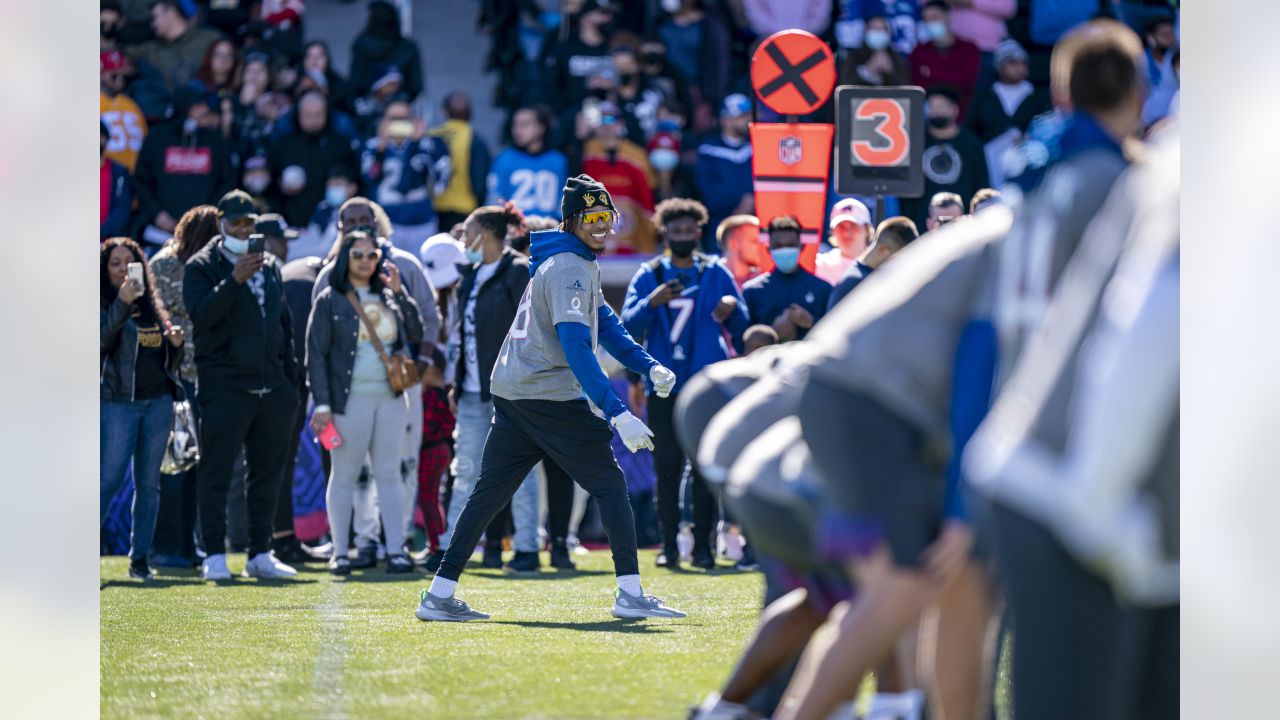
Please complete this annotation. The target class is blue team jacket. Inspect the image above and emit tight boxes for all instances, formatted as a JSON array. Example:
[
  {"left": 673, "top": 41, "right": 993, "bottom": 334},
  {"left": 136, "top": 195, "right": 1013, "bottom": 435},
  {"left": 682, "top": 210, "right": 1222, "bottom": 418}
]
[
  {"left": 621, "top": 254, "right": 749, "bottom": 392},
  {"left": 741, "top": 267, "right": 832, "bottom": 341}
]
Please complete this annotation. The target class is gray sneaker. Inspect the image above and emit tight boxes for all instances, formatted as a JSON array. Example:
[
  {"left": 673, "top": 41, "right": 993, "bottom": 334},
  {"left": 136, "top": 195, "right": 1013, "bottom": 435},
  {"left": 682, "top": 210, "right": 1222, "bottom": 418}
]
[
  {"left": 415, "top": 588, "right": 491, "bottom": 622},
  {"left": 611, "top": 588, "right": 687, "bottom": 619}
]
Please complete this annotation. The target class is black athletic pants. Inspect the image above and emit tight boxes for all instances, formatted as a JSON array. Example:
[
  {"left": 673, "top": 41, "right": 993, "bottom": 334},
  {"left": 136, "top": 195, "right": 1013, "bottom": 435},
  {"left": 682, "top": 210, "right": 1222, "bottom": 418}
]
[
  {"left": 544, "top": 457, "right": 575, "bottom": 542},
  {"left": 438, "top": 397, "right": 639, "bottom": 581},
  {"left": 990, "top": 501, "right": 1178, "bottom": 720},
  {"left": 649, "top": 392, "right": 717, "bottom": 555},
  {"left": 197, "top": 386, "right": 297, "bottom": 557}
]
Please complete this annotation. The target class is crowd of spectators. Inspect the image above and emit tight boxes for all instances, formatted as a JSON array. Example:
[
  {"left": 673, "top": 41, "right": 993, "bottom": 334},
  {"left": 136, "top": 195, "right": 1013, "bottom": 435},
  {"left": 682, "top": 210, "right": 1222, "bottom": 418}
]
[
  {"left": 101, "top": 4, "right": 1178, "bottom": 717},
  {"left": 103, "top": 1, "right": 1179, "bottom": 258}
]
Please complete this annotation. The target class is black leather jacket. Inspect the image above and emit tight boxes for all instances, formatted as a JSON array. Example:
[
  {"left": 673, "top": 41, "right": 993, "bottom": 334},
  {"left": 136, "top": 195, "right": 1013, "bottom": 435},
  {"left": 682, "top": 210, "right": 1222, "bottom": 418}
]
[
  {"left": 100, "top": 297, "right": 183, "bottom": 402},
  {"left": 306, "top": 284, "right": 423, "bottom": 414}
]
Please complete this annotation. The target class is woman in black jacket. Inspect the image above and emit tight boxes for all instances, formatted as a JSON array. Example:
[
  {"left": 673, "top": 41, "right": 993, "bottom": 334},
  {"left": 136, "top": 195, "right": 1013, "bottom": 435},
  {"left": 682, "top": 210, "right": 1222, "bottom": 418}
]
[
  {"left": 307, "top": 230, "right": 424, "bottom": 575},
  {"left": 100, "top": 237, "right": 185, "bottom": 580}
]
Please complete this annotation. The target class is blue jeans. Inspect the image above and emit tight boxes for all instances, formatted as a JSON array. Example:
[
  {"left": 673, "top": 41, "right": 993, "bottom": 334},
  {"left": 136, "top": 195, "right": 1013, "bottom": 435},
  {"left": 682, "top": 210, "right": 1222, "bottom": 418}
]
[{"left": 101, "top": 396, "right": 174, "bottom": 560}]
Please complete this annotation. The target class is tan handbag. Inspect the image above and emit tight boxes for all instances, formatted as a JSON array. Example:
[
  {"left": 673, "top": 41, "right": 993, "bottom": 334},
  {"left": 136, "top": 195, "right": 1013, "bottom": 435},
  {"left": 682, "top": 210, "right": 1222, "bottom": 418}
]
[{"left": 345, "top": 291, "right": 420, "bottom": 393}]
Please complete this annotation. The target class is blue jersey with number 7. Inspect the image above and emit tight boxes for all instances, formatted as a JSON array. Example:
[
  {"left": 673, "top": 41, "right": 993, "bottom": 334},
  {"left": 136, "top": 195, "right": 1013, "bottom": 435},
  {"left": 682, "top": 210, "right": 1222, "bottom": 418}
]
[{"left": 622, "top": 255, "right": 749, "bottom": 393}]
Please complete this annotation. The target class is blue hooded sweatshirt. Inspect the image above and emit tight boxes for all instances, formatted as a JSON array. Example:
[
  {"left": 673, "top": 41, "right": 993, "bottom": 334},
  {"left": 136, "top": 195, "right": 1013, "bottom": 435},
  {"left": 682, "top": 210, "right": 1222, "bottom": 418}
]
[{"left": 621, "top": 254, "right": 749, "bottom": 393}]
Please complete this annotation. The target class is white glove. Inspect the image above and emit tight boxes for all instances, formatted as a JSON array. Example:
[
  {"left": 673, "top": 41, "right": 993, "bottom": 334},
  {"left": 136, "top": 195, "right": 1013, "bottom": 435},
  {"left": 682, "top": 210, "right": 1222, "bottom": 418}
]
[
  {"left": 650, "top": 365, "right": 677, "bottom": 399},
  {"left": 611, "top": 410, "right": 655, "bottom": 453}
]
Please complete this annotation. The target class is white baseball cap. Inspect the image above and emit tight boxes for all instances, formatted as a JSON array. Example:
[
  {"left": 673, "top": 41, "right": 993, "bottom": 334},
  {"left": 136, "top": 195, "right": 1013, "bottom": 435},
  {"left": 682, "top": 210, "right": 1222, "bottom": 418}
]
[
  {"left": 829, "top": 198, "right": 871, "bottom": 229},
  {"left": 419, "top": 233, "right": 466, "bottom": 289}
]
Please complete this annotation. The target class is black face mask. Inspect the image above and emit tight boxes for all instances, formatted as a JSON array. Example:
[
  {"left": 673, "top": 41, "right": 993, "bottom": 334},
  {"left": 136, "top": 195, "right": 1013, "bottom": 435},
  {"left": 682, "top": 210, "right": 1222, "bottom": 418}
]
[
  {"left": 101, "top": 22, "right": 119, "bottom": 40},
  {"left": 928, "top": 116, "right": 952, "bottom": 130},
  {"left": 668, "top": 239, "right": 697, "bottom": 258},
  {"left": 620, "top": 72, "right": 639, "bottom": 86},
  {"left": 589, "top": 87, "right": 610, "bottom": 100}
]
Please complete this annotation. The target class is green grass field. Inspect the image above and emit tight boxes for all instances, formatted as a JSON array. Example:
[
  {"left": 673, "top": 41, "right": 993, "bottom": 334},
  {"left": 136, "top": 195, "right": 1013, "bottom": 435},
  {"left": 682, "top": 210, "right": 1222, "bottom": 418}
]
[{"left": 101, "top": 549, "right": 765, "bottom": 719}]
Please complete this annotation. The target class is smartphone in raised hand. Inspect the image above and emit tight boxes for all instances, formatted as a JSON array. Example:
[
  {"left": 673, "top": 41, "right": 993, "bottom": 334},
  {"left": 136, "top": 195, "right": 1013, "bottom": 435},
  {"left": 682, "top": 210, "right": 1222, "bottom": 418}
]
[
  {"left": 127, "top": 262, "right": 144, "bottom": 287},
  {"left": 246, "top": 233, "right": 266, "bottom": 255}
]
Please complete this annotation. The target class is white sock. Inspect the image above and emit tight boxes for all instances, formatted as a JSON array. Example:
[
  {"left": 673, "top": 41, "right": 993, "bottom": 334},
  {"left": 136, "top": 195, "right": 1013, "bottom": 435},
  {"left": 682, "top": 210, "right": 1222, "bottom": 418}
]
[
  {"left": 429, "top": 576, "right": 458, "bottom": 598},
  {"left": 617, "top": 574, "right": 642, "bottom": 597}
]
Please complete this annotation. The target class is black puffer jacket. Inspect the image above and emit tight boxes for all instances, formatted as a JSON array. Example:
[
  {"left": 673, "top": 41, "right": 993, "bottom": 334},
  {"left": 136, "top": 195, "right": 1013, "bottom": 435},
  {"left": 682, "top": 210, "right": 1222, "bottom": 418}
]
[
  {"left": 454, "top": 247, "right": 530, "bottom": 402},
  {"left": 306, "top": 284, "right": 423, "bottom": 414},
  {"left": 100, "top": 297, "right": 183, "bottom": 402}
]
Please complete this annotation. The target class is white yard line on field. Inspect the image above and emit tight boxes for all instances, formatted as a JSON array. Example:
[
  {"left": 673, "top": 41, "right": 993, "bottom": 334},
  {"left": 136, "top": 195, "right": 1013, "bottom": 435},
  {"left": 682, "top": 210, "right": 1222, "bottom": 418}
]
[{"left": 313, "top": 579, "right": 349, "bottom": 719}]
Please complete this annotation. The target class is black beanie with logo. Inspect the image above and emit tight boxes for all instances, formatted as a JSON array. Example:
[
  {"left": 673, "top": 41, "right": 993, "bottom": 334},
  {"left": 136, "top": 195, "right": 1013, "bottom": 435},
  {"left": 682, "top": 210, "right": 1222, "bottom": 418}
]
[{"left": 561, "top": 174, "right": 616, "bottom": 219}]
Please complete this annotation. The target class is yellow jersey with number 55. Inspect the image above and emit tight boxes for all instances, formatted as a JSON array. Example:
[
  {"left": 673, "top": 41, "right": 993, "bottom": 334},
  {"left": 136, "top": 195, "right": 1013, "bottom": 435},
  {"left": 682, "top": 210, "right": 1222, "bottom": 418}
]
[{"left": 100, "top": 92, "right": 149, "bottom": 173}]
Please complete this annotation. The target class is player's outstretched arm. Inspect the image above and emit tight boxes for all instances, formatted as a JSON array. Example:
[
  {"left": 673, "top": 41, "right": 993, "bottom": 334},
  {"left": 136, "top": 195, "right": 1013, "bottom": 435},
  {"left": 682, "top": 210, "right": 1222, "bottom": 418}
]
[
  {"left": 556, "top": 321, "right": 655, "bottom": 452},
  {"left": 600, "top": 303, "right": 676, "bottom": 398},
  {"left": 555, "top": 321, "right": 630, "bottom": 420}
]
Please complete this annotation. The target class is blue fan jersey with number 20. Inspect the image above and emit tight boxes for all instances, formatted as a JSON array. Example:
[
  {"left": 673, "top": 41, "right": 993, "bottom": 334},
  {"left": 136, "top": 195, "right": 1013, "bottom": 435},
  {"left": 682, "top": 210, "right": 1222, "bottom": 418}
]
[{"left": 487, "top": 148, "right": 569, "bottom": 220}]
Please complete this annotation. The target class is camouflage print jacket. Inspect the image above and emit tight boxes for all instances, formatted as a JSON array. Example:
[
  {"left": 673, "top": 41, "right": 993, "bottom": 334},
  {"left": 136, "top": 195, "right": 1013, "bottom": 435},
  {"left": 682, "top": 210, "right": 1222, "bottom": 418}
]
[{"left": 149, "top": 244, "right": 196, "bottom": 382}]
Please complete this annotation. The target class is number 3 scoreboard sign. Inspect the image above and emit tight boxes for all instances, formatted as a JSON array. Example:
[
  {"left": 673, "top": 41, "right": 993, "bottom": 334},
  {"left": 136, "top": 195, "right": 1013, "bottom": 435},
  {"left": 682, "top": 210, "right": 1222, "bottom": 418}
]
[{"left": 834, "top": 86, "right": 925, "bottom": 198}]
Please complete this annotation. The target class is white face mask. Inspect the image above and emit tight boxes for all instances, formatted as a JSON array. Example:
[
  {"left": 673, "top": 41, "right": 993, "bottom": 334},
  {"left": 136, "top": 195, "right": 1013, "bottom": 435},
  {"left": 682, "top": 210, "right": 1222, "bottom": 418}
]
[
  {"left": 661, "top": 0, "right": 682, "bottom": 13},
  {"left": 926, "top": 20, "right": 949, "bottom": 41},
  {"left": 865, "top": 29, "right": 891, "bottom": 51},
  {"left": 650, "top": 148, "right": 679, "bottom": 172},
  {"left": 221, "top": 222, "right": 249, "bottom": 255}
]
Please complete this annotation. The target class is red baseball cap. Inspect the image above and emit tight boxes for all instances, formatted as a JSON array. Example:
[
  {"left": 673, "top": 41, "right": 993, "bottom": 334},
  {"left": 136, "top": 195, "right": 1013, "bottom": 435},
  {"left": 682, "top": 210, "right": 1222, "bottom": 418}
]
[{"left": 101, "top": 50, "right": 126, "bottom": 73}]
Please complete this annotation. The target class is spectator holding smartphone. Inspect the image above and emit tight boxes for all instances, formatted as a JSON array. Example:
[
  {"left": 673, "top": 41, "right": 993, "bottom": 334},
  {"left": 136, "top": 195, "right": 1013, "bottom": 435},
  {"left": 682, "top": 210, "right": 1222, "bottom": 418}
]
[
  {"left": 307, "top": 230, "right": 424, "bottom": 575},
  {"left": 184, "top": 190, "right": 300, "bottom": 582},
  {"left": 101, "top": 237, "right": 185, "bottom": 580}
]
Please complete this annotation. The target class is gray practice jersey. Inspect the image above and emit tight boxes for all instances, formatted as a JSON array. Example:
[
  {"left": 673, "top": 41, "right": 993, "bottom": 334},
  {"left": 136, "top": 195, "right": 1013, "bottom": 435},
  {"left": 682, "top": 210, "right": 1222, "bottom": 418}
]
[
  {"left": 490, "top": 251, "right": 604, "bottom": 402},
  {"left": 801, "top": 206, "right": 1013, "bottom": 443}
]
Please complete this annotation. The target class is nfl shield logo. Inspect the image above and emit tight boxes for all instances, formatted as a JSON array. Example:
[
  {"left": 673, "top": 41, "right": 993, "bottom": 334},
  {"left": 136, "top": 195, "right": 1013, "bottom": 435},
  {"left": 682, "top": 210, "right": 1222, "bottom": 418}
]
[{"left": 779, "top": 136, "right": 802, "bottom": 165}]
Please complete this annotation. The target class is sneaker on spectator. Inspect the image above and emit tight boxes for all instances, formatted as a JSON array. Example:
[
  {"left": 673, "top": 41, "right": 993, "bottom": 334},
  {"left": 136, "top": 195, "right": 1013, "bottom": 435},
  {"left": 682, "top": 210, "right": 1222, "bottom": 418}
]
[
  {"left": 419, "top": 549, "right": 444, "bottom": 573},
  {"left": 329, "top": 556, "right": 352, "bottom": 576},
  {"left": 415, "top": 589, "right": 491, "bottom": 622},
  {"left": 691, "top": 548, "right": 716, "bottom": 570},
  {"left": 243, "top": 551, "right": 298, "bottom": 579},
  {"left": 151, "top": 552, "right": 196, "bottom": 569},
  {"left": 611, "top": 588, "right": 687, "bottom": 619},
  {"left": 201, "top": 554, "right": 232, "bottom": 581},
  {"left": 273, "top": 536, "right": 327, "bottom": 564},
  {"left": 350, "top": 545, "right": 378, "bottom": 569},
  {"left": 128, "top": 557, "right": 155, "bottom": 580},
  {"left": 504, "top": 550, "right": 540, "bottom": 574},
  {"left": 734, "top": 543, "right": 759, "bottom": 571},
  {"left": 550, "top": 539, "right": 576, "bottom": 570},
  {"left": 567, "top": 533, "right": 589, "bottom": 556},
  {"left": 481, "top": 540, "right": 504, "bottom": 568},
  {"left": 387, "top": 554, "right": 414, "bottom": 573}
]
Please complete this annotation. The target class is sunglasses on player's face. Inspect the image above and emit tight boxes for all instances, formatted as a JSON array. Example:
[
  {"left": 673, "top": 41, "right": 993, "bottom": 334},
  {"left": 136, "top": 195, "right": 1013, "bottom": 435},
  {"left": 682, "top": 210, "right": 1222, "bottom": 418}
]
[{"left": 581, "top": 210, "right": 615, "bottom": 225}]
